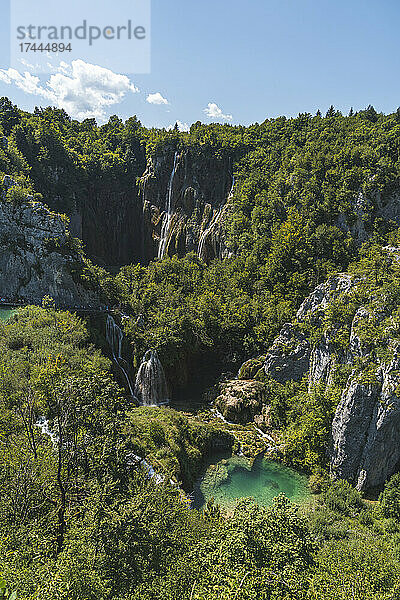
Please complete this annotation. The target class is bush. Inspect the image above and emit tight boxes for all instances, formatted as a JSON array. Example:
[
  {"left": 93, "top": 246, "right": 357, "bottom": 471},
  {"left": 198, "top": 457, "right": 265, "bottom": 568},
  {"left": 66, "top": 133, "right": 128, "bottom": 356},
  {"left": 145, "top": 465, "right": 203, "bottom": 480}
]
[
  {"left": 381, "top": 473, "right": 400, "bottom": 520},
  {"left": 322, "top": 480, "right": 364, "bottom": 515}
]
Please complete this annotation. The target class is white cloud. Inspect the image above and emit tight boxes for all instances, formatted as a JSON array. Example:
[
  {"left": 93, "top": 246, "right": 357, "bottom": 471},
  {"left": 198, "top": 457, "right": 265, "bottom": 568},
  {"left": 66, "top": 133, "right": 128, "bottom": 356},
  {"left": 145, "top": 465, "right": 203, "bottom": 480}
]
[
  {"left": 0, "top": 59, "right": 139, "bottom": 122},
  {"left": 0, "top": 68, "right": 47, "bottom": 97},
  {"left": 204, "top": 102, "right": 233, "bottom": 122},
  {"left": 147, "top": 92, "right": 169, "bottom": 106},
  {"left": 167, "top": 120, "right": 190, "bottom": 132}
]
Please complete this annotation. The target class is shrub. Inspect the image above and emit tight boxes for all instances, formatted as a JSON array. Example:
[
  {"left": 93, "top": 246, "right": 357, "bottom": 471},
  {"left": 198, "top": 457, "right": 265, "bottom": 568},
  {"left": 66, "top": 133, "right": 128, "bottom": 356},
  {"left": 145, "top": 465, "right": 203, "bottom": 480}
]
[{"left": 322, "top": 480, "right": 364, "bottom": 515}]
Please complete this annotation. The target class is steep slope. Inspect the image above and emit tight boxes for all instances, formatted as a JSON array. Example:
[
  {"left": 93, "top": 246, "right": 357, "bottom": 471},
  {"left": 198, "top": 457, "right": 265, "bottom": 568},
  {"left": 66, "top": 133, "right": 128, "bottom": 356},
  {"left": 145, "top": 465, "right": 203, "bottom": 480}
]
[
  {"left": 73, "top": 182, "right": 144, "bottom": 268},
  {"left": 25, "top": 143, "right": 233, "bottom": 267},
  {"left": 0, "top": 184, "right": 100, "bottom": 306},
  {"left": 256, "top": 249, "right": 400, "bottom": 492},
  {"left": 140, "top": 149, "right": 233, "bottom": 261}
]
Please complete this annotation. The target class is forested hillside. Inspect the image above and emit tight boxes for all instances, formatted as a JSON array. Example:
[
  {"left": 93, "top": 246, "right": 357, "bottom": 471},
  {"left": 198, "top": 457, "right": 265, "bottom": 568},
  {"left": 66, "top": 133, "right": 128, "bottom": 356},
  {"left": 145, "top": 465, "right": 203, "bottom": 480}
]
[{"left": 2, "top": 99, "right": 400, "bottom": 598}]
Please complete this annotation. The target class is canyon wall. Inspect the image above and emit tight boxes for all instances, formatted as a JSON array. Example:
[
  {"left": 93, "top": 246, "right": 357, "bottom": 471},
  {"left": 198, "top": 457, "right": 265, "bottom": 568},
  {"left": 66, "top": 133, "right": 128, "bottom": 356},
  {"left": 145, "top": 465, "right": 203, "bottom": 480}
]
[
  {"left": 140, "top": 149, "right": 233, "bottom": 262},
  {"left": 44, "top": 147, "right": 234, "bottom": 267},
  {"left": 259, "top": 265, "right": 400, "bottom": 493},
  {"left": 0, "top": 193, "right": 100, "bottom": 306}
]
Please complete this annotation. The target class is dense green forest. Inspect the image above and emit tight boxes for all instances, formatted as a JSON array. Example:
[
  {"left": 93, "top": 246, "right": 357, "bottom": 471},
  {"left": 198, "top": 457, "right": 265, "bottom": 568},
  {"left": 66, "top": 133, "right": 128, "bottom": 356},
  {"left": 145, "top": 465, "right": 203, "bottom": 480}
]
[
  {"left": 3, "top": 98, "right": 400, "bottom": 597},
  {"left": 2, "top": 306, "right": 400, "bottom": 598}
]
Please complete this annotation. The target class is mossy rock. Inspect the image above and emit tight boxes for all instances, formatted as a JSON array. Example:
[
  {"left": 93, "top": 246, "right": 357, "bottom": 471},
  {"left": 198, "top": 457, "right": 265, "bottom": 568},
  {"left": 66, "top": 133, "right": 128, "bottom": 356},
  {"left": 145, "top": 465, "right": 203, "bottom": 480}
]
[
  {"left": 202, "top": 463, "right": 229, "bottom": 488},
  {"left": 238, "top": 357, "right": 265, "bottom": 380},
  {"left": 215, "top": 379, "right": 266, "bottom": 424},
  {"left": 254, "top": 368, "right": 267, "bottom": 383}
]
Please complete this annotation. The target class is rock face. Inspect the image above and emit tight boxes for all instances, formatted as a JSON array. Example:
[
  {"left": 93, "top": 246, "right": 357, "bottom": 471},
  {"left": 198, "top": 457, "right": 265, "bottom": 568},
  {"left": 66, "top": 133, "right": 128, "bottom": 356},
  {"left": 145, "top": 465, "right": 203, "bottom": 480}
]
[
  {"left": 0, "top": 197, "right": 99, "bottom": 306},
  {"left": 215, "top": 379, "right": 266, "bottom": 424},
  {"left": 331, "top": 344, "right": 400, "bottom": 492},
  {"left": 140, "top": 150, "right": 233, "bottom": 262},
  {"left": 40, "top": 148, "right": 233, "bottom": 267},
  {"left": 79, "top": 184, "right": 144, "bottom": 267},
  {"left": 263, "top": 324, "right": 311, "bottom": 384},
  {"left": 263, "top": 274, "right": 355, "bottom": 386},
  {"left": 336, "top": 188, "right": 400, "bottom": 245},
  {"left": 259, "top": 268, "right": 400, "bottom": 492}
]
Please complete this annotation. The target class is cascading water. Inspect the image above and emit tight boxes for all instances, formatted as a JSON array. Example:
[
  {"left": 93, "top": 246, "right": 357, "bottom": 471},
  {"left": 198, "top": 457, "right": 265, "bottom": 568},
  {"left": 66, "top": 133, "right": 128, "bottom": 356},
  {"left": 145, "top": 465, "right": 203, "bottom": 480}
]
[
  {"left": 197, "top": 173, "right": 235, "bottom": 261},
  {"left": 106, "top": 314, "right": 135, "bottom": 397},
  {"left": 36, "top": 416, "right": 58, "bottom": 446},
  {"left": 134, "top": 350, "right": 169, "bottom": 406},
  {"left": 158, "top": 151, "right": 179, "bottom": 259}
]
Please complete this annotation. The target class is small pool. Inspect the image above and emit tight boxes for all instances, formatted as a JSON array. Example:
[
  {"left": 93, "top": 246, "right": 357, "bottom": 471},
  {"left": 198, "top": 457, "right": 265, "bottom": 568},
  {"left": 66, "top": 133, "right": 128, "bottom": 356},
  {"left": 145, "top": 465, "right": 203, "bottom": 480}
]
[
  {"left": 0, "top": 308, "right": 17, "bottom": 322},
  {"left": 192, "top": 453, "right": 309, "bottom": 510}
]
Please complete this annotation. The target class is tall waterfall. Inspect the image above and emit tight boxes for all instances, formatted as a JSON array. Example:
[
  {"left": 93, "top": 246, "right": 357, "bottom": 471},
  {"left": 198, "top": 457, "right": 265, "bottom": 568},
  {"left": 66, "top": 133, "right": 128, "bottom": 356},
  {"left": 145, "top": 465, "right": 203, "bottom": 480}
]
[
  {"left": 106, "top": 314, "right": 135, "bottom": 397},
  {"left": 197, "top": 173, "right": 235, "bottom": 261},
  {"left": 158, "top": 151, "right": 179, "bottom": 259},
  {"left": 134, "top": 350, "right": 169, "bottom": 406}
]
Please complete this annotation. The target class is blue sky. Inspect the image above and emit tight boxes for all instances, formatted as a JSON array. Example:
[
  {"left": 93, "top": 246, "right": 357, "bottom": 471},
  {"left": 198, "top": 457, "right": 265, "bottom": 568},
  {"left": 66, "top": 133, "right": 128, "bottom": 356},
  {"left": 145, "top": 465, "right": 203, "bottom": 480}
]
[{"left": 1, "top": 0, "right": 400, "bottom": 128}]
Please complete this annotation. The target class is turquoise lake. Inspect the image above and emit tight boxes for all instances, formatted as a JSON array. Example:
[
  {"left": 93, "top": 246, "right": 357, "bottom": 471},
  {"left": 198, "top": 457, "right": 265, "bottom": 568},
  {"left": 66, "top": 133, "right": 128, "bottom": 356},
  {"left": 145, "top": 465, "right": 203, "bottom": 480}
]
[
  {"left": 0, "top": 308, "right": 17, "bottom": 322},
  {"left": 193, "top": 453, "right": 309, "bottom": 510}
]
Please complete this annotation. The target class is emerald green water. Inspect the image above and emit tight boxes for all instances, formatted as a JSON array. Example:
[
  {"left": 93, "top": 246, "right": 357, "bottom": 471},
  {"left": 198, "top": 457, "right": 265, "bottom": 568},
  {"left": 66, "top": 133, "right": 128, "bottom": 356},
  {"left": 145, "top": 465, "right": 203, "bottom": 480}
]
[
  {"left": 193, "top": 453, "right": 309, "bottom": 510},
  {"left": 0, "top": 308, "right": 17, "bottom": 322}
]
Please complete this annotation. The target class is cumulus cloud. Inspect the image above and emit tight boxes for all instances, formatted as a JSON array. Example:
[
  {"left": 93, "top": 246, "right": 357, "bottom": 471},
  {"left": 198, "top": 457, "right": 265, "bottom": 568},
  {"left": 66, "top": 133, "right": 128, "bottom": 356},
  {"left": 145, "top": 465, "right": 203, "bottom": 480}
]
[
  {"left": 167, "top": 120, "right": 190, "bottom": 132},
  {"left": 46, "top": 60, "right": 138, "bottom": 120},
  {"left": 0, "top": 59, "right": 139, "bottom": 121},
  {"left": 0, "top": 68, "right": 47, "bottom": 97},
  {"left": 146, "top": 92, "right": 169, "bottom": 106},
  {"left": 203, "top": 102, "right": 233, "bottom": 121}
]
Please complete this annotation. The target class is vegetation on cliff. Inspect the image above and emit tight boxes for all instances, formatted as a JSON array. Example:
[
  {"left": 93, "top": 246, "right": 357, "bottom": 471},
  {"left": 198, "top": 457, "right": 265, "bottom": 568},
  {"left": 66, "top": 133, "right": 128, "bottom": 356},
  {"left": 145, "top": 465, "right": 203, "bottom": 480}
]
[{"left": 3, "top": 98, "right": 400, "bottom": 597}]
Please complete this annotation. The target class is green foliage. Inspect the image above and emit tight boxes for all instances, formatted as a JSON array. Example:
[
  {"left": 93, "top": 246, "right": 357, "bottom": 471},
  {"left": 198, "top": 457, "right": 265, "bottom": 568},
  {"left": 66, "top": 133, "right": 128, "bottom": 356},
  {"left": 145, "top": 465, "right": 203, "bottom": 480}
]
[
  {"left": 322, "top": 480, "right": 364, "bottom": 516},
  {"left": 182, "top": 496, "right": 315, "bottom": 600},
  {"left": 381, "top": 473, "right": 400, "bottom": 521},
  {"left": 306, "top": 479, "right": 400, "bottom": 600},
  {"left": 237, "top": 356, "right": 265, "bottom": 379},
  {"left": 118, "top": 253, "right": 272, "bottom": 374},
  {"left": 124, "top": 407, "right": 233, "bottom": 486},
  {"left": 3, "top": 99, "right": 400, "bottom": 598},
  {"left": 0, "top": 576, "right": 16, "bottom": 600},
  {"left": 282, "top": 383, "right": 342, "bottom": 472}
]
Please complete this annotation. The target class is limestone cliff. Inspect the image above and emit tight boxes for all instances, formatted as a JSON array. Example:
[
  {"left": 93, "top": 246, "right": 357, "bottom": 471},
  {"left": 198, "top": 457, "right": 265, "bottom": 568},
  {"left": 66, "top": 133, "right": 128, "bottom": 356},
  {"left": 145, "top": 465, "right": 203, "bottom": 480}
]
[
  {"left": 140, "top": 149, "right": 233, "bottom": 261},
  {"left": 79, "top": 183, "right": 144, "bottom": 268},
  {"left": 262, "top": 274, "right": 355, "bottom": 387},
  {"left": 0, "top": 195, "right": 100, "bottom": 306},
  {"left": 38, "top": 147, "right": 233, "bottom": 266},
  {"left": 255, "top": 260, "right": 400, "bottom": 492}
]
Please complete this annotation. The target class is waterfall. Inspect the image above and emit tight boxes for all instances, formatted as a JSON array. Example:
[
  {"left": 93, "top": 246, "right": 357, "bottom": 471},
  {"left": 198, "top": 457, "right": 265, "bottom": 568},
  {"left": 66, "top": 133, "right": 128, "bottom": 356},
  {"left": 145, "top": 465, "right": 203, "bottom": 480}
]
[
  {"left": 134, "top": 350, "right": 169, "bottom": 406},
  {"left": 197, "top": 173, "right": 235, "bottom": 261},
  {"left": 36, "top": 416, "right": 58, "bottom": 446},
  {"left": 158, "top": 151, "right": 179, "bottom": 259},
  {"left": 126, "top": 452, "right": 165, "bottom": 484},
  {"left": 106, "top": 314, "right": 135, "bottom": 397}
]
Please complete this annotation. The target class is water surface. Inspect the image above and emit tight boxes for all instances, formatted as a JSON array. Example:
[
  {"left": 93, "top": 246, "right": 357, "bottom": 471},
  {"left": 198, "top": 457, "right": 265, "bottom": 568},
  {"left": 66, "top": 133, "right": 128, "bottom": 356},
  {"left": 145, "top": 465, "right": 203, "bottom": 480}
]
[
  {"left": 0, "top": 308, "right": 17, "bottom": 322},
  {"left": 193, "top": 453, "right": 309, "bottom": 510}
]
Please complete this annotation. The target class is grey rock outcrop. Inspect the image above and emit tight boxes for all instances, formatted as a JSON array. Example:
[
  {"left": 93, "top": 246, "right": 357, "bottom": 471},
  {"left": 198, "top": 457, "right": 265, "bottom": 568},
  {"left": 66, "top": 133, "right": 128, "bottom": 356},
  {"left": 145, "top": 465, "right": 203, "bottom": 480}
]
[
  {"left": 331, "top": 346, "right": 400, "bottom": 491},
  {"left": 259, "top": 265, "right": 400, "bottom": 492},
  {"left": 0, "top": 196, "right": 99, "bottom": 306},
  {"left": 336, "top": 188, "right": 400, "bottom": 245},
  {"left": 263, "top": 324, "right": 311, "bottom": 383},
  {"left": 263, "top": 273, "right": 354, "bottom": 385},
  {"left": 2, "top": 175, "right": 17, "bottom": 192}
]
